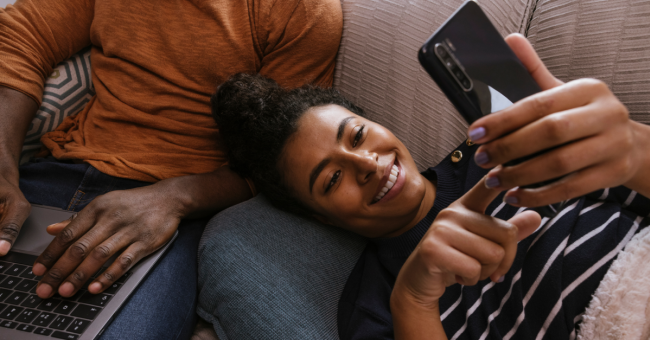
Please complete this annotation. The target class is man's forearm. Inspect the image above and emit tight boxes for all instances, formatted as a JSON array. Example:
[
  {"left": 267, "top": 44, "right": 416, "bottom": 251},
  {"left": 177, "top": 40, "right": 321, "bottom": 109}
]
[
  {"left": 0, "top": 86, "right": 38, "bottom": 182},
  {"left": 153, "top": 166, "right": 254, "bottom": 219}
]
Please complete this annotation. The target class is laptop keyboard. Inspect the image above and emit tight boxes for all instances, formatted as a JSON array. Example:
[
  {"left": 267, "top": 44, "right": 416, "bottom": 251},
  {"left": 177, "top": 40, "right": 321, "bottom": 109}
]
[{"left": 0, "top": 252, "right": 131, "bottom": 339}]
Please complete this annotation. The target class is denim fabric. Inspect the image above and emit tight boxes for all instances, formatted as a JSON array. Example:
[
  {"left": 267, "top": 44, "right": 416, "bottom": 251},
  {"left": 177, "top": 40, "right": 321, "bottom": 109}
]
[{"left": 19, "top": 157, "right": 205, "bottom": 340}]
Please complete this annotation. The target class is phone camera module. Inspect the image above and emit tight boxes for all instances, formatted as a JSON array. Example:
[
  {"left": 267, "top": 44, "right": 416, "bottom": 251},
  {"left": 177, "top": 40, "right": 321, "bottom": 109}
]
[{"left": 434, "top": 43, "right": 473, "bottom": 92}]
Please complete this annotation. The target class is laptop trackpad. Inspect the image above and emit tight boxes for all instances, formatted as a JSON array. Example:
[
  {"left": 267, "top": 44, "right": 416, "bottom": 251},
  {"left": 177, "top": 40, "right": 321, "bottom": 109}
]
[{"left": 12, "top": 205, "right": 75, "bottom": 256}]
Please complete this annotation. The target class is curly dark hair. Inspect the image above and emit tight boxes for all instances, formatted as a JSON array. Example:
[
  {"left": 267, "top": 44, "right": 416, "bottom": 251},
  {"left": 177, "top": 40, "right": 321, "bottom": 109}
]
[{"left": 211, "top": 73, "right": 365, "bottom": 215}]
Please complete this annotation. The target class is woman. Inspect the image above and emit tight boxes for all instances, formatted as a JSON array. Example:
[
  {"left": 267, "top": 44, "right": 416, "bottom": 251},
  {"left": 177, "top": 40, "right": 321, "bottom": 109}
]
[{"left": 211, "top": 34, "right": 650, "bottom": 339}]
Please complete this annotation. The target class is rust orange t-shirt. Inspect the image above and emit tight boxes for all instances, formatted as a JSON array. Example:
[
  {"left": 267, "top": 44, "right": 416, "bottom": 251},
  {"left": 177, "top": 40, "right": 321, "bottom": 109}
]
[{"left": 0, "top": 0, "right": 342, "bottom": 182}]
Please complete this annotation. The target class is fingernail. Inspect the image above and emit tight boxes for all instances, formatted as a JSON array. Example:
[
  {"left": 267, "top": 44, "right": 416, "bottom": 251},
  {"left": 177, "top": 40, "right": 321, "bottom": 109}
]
[
  {"left": 498, "top": 276, "right": 505, "bottom": 283},
  {"left": 89, "top": 282, "right": 102, "bottom": 293},
  {"left": 33, "top": 263, "right": 46, "bottom": 276},
  {"left": 474, "top": 152, "right": 489, "bottom": 166},
  {"left": 37, "top": 283, "right": 52, "bottom": 298},
  {"left": 469, "top": 127, "right": 486, "bottom": 141},
  {"left": 59, "top": 282, "right": 75, "bottom": 297},
  {"left": 505, "top": 196, "right": 519, "bottom": 205},
  {"left": 485, "top": 176, "right": 500, "bottom": 189},
  {"left": 0, "top": 240, "right": 10, "bottom": 255}
]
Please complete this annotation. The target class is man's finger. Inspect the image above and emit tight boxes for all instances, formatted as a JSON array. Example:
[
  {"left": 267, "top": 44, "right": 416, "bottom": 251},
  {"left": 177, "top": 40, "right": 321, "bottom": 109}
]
[
  {"left": 456, "top": 176, "right": 502, "bottom": 213},
  {"left": 504, "top": 33, "right": 563, "bottom": 91},
  {"left": 46, "top": 215, "right": 76, "bottom": 236},
  {"left": 0, "top": 199, "right": 30, "bottom": 256},
  {"left": 32, "top": 210, "right": 95, "bottom": 276}
]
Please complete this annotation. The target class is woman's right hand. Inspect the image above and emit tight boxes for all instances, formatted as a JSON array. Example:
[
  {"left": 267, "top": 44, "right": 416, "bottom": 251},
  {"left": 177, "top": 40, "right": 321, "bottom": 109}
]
[{"left": 390, "top": 177, "right": 540, "bottom": 339}]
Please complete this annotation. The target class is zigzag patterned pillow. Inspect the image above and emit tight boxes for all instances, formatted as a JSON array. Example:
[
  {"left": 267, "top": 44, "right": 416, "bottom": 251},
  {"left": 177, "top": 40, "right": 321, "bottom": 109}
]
[{"left": 20, "top": 47, "right": 95, "bottom": 164}]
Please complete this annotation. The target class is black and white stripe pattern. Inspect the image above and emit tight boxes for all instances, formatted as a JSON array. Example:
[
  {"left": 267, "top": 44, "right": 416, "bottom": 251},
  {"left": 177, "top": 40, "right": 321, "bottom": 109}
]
[{"left": 437, "top": 187, "right": 649, "bottom": 340}]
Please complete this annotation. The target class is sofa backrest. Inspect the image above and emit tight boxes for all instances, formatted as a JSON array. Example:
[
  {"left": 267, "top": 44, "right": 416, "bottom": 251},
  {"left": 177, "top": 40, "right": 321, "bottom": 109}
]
[{"left": 333, "top": 0, "right": 650, "bottom": 170}]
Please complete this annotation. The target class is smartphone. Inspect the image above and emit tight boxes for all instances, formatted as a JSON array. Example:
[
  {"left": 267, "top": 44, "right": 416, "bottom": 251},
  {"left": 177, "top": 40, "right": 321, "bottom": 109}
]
[{"left": 418, "top": 0, "right": 555, "bottom": 188}]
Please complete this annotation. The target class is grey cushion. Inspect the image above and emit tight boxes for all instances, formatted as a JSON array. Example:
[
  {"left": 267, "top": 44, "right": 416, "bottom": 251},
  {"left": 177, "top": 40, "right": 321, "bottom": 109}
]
[{"left": 197, "top": 195, "right": 367, "bottom": 340}]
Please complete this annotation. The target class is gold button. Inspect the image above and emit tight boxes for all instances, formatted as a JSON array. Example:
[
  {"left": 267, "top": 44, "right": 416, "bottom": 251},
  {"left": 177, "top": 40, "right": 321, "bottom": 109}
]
[
  {"left": 466, "top": 139, "right": 475, "bottom": 146},
  {"left": 451, "top": 150, "right": 462, "bottom": 163}
]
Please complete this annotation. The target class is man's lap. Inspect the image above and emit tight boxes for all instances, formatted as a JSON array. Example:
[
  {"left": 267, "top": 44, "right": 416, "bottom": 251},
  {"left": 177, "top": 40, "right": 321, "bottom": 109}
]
[{"left": 19, "top": 157, "right": 204, "bottom": 340}]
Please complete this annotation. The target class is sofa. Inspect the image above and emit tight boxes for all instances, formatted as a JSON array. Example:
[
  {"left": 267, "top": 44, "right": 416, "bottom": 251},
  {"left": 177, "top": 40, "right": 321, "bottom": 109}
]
[
  {"left": 23, "top": 0, "right": 650, "bottom": 339},
  {"left": 194, "top": 0, "right": 650, "bottom": 339}
]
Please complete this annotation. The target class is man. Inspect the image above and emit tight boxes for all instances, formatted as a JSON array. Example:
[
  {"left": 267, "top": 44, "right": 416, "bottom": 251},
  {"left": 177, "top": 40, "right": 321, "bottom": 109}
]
[{"left": 0, "top": 0, "right": 342, "bottom": 338}]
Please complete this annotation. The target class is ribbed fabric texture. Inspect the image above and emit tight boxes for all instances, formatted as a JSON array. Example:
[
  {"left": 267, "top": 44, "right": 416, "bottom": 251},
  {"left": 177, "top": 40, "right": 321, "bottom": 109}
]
[{"left": 526, "top": 0, "right": 650, "bottom": 124}]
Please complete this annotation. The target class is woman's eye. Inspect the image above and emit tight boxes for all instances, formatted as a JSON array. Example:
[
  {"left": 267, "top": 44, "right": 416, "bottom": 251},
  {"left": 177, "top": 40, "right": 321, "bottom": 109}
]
[
  {"left": 326, "top": 170, "right": 341, "bottom": 192},
  {"left": 352, "top": 125, "right": 365, "bottom": 147}
]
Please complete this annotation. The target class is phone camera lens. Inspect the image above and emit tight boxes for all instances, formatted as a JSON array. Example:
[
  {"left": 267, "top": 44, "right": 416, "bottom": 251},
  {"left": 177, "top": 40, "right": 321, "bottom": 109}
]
[
  {"left": 461, "top": 78, "right": 471, "bottom": 89},
  {"left": 435, "top": 44, "right": 448, "bottom": 58}
]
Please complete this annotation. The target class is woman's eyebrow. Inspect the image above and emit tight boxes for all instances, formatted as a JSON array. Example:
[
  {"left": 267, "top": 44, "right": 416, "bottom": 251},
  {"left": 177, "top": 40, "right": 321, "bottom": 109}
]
[
  {"left": 337, "top": 116, "right": 355, "bottom": 142},
  {"left": 309, "top": 158, "right": 331, "bottom": 194}
]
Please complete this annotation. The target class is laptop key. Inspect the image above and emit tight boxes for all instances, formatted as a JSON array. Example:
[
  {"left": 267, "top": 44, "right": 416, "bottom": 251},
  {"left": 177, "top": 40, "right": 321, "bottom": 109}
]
[
  {"left": 15, "top": 308, "right": 39, "bottom": 323},
  {"left": 51, "top": 315, "right": 75, "bottom": 330},
  {"left": 116, "top": 271, "right": 132, "bottom": 283},
  {"left": 0, "top": 276, "right": 22, "bottom": 289},
  {"left": 34, "top": 326, "right": 53, "bottom": 336},
  {"left": 0, "top": 303, "right": 7, "bottom": 313},
  {"left": 54, "top": 301, "right": 77, "bottom": 315},
  {"left": 66, "top": 318, "right": 89, "bottom": 334},
  {"left": 14, "top": 279, "right": 37, "bottom": 292},
  {"left": 21, "top": 294, "right": 42, "bottom": 308},
  {"left": 0, "top": 261, "right": 10, "bottom": 273},
  {"left": 16, "top": 323, "right": 35, "bottom": 332},
  {"left": 37, "top": 298, "right": 61, "bottom": 311},
  {"left": 70, "top": 304, "right": 101, "bottom": 320},
  {"left": 78, "top": 291, "right": 112, "bottom": 307},
  {"left": 5, "top": 291, "right": 29, "bottom": 305},
  {"left": 103, "top": 282, "right": 122, "bottom": 295},
  {"left": 19, "top": 267, "right": 39, "bottom": 280},
  {"left": 32, "top": 311, "right": 55, "bottom": 327},
  {"left": 0, "top": 306, "right": 23, "bottom": 320},
  {"left": 52, "top": 331, "right": 79, "bottom": 339},
  {"left": 5, "top": 264, "right": 26, "bottom": 276},
  {"left": 0, "top": 288, "right": 12, "bottom": 302},
  {"left": 0, "top": 320, "right": 18, "bottom": 329}
]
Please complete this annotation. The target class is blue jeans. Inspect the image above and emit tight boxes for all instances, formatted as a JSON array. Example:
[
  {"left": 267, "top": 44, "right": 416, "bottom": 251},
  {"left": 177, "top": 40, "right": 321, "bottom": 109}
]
[{"left": 19, "top": 157, "right": 205, "bottom": 340}]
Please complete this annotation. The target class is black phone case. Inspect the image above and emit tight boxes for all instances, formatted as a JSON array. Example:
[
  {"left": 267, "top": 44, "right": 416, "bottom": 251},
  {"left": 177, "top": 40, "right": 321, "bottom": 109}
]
[{"left": 418, "top": 1, "right": 557, "bottom": 188}]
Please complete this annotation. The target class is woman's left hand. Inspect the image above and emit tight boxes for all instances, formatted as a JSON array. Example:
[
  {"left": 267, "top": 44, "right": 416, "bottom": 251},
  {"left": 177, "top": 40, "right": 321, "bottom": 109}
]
[{"left": 467, "top": 33, "right": 650, "bottom": 207}]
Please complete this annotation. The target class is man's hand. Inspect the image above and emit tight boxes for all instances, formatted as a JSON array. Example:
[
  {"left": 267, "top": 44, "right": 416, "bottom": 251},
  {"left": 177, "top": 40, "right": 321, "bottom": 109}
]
[
  {"left": 32, "top": 184, "right": 182, "bottom": 298},
  {"left": 31, "top": 166, "right": 252, "bottom": 299},
  {"left": 468, "top": 33, "right": 650, "bottom": 206},
  {"left": 391, "top": 177, "right": 540, "bottom": 340},
  {"left": 0, "top": 173, "right": 31, "bottom": 256}
]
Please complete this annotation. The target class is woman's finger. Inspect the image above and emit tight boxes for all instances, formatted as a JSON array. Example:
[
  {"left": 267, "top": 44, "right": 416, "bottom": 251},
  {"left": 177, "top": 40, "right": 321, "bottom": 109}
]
[
  {"left": 504, "top": 33, "right": 563, "bottom": 91},
  {"left": 485, "top": 124, "right": 631, "bottom": 190},
  {"left": 503, "top": 159, "right": 632, "bottom": 207},
  {"left": 474, "top": 89, "right": 625, "bottom": 169},
  {"left": 469, "top": 78, "right": 609, "bottom": 146}
]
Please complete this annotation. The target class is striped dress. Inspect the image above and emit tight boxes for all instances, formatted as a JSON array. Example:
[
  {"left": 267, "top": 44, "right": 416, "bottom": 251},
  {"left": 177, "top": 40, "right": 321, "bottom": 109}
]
[{"left": 337, "top": 141, "right": 650, "bottom": 340}]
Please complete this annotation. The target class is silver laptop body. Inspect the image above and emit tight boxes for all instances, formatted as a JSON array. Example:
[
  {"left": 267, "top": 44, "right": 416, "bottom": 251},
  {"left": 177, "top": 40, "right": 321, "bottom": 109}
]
[{"left": 0, "top": 205, "right": 177, "bottom": 340}]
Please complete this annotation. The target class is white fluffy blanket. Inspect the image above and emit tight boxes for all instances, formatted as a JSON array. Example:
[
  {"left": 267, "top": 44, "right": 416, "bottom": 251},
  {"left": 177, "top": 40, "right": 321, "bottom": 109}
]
[{"left": 578, "top": 225, "right": 650, "bottom": 339}]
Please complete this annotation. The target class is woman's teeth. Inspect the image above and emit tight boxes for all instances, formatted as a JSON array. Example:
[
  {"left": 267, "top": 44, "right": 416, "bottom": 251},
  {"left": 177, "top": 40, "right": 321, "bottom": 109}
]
[{"left": 374, "top": 164, "right": 399, "bottom": 202}]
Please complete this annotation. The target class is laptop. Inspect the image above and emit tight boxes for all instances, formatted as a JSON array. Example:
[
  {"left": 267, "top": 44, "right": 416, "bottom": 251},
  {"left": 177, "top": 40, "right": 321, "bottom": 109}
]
[{"left": 0, "top": 205, "right": 177, "bottom": 340}]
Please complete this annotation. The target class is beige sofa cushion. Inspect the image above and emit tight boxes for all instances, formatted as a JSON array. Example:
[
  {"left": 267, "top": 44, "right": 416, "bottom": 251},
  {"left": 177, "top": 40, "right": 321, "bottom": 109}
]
[
  {"left": 526, "top": 0, "right": 650, "bottom": 124},
  {"left": 333, "top": 0, "right": 536, "bottom": 170}
]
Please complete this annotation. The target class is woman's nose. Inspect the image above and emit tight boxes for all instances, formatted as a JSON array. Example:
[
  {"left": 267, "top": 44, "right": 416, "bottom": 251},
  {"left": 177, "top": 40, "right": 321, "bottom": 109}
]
[{"left": 349, "top": 150, "right": 378, "bottom": 182}]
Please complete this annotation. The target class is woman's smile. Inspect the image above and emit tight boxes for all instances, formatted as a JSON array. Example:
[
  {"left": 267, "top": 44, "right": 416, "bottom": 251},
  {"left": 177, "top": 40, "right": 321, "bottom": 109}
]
[{"left": 371, "top": 158, "right": 405, "bottom": 204}]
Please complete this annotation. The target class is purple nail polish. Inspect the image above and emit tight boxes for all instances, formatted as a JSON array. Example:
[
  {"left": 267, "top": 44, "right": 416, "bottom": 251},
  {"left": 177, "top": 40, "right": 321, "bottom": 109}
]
[
  {"left": 474, "top": 152, "right": 489, "bottom": 166},
  {"left": 469, "top": 127, "right": 486, "bottom": 141},
  {"left": 485, "top": 176, "right": 500, "bottom": 188},
  {"left": 505, "top": 196, "right": 519, "bottom": 205},
  {"left": 498, "top": 276, "right": 505, "bottom": 283}
]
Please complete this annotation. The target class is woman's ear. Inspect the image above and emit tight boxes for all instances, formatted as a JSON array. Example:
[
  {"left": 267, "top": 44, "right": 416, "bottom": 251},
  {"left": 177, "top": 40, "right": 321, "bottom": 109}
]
[{"left": 312, "top": 214, "right": 334, "bottom": 226}]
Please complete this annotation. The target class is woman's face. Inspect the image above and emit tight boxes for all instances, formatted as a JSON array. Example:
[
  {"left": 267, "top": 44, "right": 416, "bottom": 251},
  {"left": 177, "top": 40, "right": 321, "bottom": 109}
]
[{"left": 281, "top": 104, "right": 434, "bottom": 238}]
